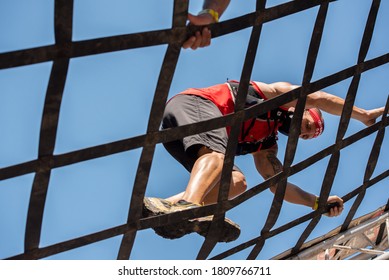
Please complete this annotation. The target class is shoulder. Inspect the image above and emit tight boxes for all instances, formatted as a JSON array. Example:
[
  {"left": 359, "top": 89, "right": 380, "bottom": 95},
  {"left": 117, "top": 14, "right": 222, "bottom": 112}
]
[
  {"left": 252, "top": 81, "right": 277, "bottom": 99},
  {"left": 252, "top": 81, "right": 297, "bottom": 98}
]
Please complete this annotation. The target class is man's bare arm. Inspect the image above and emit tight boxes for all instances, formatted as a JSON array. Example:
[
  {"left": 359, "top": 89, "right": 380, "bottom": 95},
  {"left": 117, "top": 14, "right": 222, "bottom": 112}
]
[
  {"left": 252, "top": 145, "right": 343, "bottom": 215},
  {"left": 253, "top": 145, "right": 317, "bottom": 207},
  {"left": 256, "top": 81, "right": 385, "bottom": 126}
]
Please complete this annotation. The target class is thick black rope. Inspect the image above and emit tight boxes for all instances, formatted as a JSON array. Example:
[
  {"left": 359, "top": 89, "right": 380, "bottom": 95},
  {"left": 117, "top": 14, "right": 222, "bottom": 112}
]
[{"left": 1, "top": 0, "right": 388, "bottom": 260}]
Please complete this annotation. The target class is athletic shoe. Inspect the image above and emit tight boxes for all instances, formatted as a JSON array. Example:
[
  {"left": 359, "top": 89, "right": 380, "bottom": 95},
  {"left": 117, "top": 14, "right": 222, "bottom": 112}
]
[
  {"left": 169, "top": 199, "right": 201, "bottom": 211},
  {"left": 143, "top": 198, "right": 200, "bottom": 217},
  {"left": 154, "top": 215, "right": 240, "bottom": 242},
  {"left": 191, "top": 216, "right": 240, "bottom": 242},
  {"left": 142, "top": 197, "right": 172, "bottom": 217},
  {"left": 144, "top": 198, "right": 240, "bottom": 242}
]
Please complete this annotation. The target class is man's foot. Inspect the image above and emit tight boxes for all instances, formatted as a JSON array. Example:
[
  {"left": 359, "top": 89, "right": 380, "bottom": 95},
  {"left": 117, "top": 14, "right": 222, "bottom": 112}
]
[
  {"left": 143, "top": 198, "right": 240, "bottom": 242},
  {"left": 191, "top": 216, "right": 240, "bottom": 242},
  {"left": 169, "top": 199, "right": 201, "bottom": 211},
  {"left": 143, "top": 198, "right": 200, "bottom": 217},
  {"left": 154, "top": 215, "right": 240, "bottom": 242},
  {"left": 142, "top": 197, "right": 173, "bottom": 217}
]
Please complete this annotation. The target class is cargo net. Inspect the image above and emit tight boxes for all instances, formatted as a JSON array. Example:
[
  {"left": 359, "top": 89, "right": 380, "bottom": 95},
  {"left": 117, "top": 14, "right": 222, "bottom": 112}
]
[{"left": 1, "top": 0, "right": 389, "bottom": 260}]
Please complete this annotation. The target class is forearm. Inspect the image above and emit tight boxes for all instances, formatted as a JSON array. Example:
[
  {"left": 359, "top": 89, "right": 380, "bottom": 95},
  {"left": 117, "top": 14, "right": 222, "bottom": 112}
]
[
  {"left": 253, "top": 146, "right": 343, "bottom": 215},
  {"left": 254, "top": 148, "right": 314, "bottom": 208},
  {"left": 283, "top": 182, "right": 316, "bottom": 208},
  {"left": 311, "top": 91, "right": 367, "bottom": 123},
  {"left": 268, "top": 83, "right": 371, "bottom": 124},
  {"left": 203, "top": 0, "right": 230, "bottom": 16},
  {"left": 273, "top": 182, "right": 344, "bottom": 217}
]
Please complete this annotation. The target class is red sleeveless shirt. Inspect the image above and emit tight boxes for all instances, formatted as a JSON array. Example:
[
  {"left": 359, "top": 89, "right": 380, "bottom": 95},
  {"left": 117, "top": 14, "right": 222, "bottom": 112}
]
[{"left": 179, "top": 82, "right": 280, "bottom": 144}]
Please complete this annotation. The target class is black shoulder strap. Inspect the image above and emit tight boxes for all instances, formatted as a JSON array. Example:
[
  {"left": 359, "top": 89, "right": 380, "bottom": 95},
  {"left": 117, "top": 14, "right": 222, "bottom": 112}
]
[
  {"left": 227, "top": 81, "right": 263, "bottom": 107},
  {"left": 227, "top": 80, "right": 292, "bottom": 137}
]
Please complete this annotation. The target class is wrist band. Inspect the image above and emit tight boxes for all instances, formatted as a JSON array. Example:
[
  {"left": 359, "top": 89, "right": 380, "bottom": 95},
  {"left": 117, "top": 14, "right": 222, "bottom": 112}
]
[
  {"left": 313, "top": 196, "right": 319, "bottom": 210},
  {"left": 198, "top": 9, "right": 219, "bottom": 22}
]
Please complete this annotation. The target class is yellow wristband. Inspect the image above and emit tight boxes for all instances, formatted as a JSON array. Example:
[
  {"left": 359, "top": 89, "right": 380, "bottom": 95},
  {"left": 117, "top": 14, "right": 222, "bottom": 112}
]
[
  {"left": 313, "top": 196, "right": 319, "bottom": 210},
  {"left": 198, "top": 9, "right": 219, "bottom": 23}
]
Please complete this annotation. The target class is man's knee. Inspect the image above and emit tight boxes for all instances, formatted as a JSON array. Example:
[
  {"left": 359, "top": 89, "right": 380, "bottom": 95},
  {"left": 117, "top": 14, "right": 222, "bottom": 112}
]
[{"left": 232, "top": 171, "right": 247, "bottom": 194}]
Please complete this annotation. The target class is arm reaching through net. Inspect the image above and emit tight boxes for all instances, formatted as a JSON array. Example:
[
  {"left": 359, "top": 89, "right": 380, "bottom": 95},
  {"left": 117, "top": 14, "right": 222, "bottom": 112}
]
[
  {"left": 255, "top": 81, "right": 386, "bottom": 126},
  {"left": 183, "top": 0, "right": 230, "bottom": 50},
  {"left": 253, "top": 144, "right": 344, "bottom": 216}
]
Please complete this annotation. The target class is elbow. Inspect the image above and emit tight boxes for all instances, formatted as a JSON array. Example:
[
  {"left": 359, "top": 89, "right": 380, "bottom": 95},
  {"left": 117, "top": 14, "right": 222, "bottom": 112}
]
[
  {"left": 277, "top": 81, "right": 293, "bottom": 87},
  {"left": 307, "top": 91, "right": 326, "bottom": 108},
  {"left": 260, "top": 173, "right": 277, "bottom": 194},
  {"left": 269, "top": 184, "right": 277, "bottom": 194}
]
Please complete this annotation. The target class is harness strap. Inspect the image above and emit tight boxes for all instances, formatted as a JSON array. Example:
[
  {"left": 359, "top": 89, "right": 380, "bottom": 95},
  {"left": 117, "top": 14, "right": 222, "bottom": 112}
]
[{"left": 226, "top": 80, "right": 291, "bottom": 154}]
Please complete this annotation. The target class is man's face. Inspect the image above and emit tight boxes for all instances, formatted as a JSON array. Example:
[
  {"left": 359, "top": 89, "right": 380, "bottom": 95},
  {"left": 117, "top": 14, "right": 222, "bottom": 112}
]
[{"left": 300, "top": 113, "right": 316, "bottom": 140}]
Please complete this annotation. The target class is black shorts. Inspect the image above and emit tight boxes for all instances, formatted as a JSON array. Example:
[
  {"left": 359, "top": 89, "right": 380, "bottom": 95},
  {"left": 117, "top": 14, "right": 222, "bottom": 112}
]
[{"left": 162, "top": 94, "right": 241, "bottom": 173}]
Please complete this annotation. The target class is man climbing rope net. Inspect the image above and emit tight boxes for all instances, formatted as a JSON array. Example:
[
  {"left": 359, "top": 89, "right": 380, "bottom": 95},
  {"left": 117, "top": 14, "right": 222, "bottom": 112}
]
[{"left": 143, "top": 80, "right": 386, "bottom": 242}]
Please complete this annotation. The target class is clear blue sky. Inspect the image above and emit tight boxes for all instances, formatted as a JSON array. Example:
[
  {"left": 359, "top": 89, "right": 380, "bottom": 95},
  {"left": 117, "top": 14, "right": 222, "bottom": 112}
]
[{"left": 0, "top": 0, "right": 388, "bottom": 260}]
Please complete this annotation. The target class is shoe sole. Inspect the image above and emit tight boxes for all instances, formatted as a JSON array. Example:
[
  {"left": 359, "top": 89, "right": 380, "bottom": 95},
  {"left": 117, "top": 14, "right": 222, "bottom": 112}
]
[
  {"left": 143, "top": 197, "right": 240, "bottom": 242},
  {"left": 154, "top": 216, "right": 240, "bottom": 243},
  {"left": 191, "top": 216, "right": 240, "bottom": 242}
]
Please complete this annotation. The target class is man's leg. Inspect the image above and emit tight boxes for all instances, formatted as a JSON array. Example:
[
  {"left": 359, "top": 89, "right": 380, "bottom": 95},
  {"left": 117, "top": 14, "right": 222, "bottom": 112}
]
[
  {"left": 166, "top": 145, "right": 247, "bottom": 205},
  {"left": 145, "top": 95, "right": 241, "bottom": 241},
  {"left": 178, "top": 146, "right": 225, "bottom": 204},
  {"left": 202, "top": 170, "right": 246, "bottom": 205},
  {"left": 149, "top": 147, "right": 243, "bottom": 242},
  {"left": 167, "top": 170, "right": 246, "bottom": 205}
]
